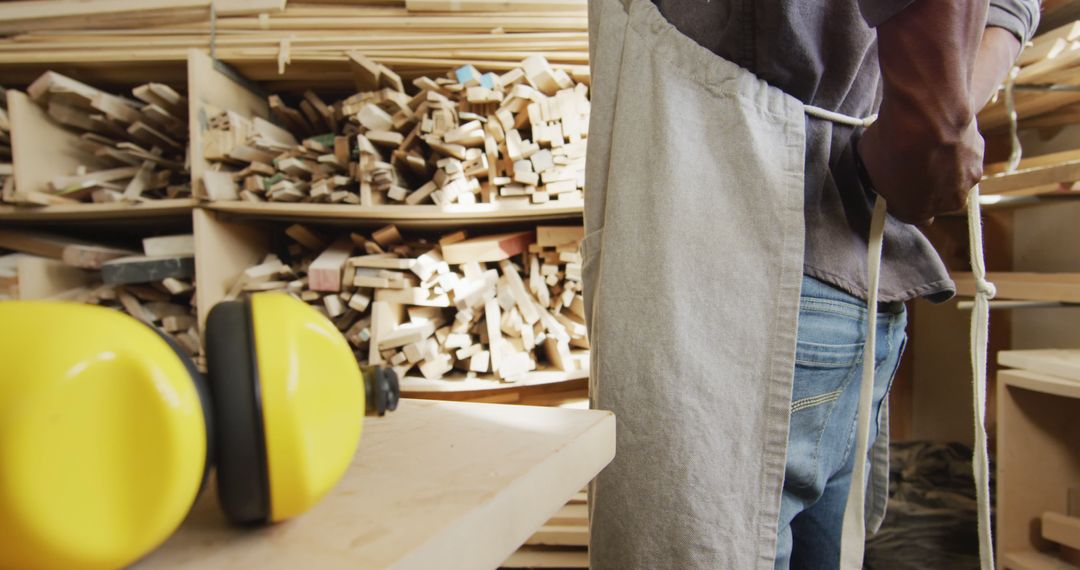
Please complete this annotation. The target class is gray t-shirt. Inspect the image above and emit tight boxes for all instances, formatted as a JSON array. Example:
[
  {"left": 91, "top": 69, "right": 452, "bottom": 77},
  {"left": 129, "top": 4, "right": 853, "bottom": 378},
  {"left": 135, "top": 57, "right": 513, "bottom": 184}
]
[{"left": 651, "top": 0, "right": 1039, "bottom": 302}]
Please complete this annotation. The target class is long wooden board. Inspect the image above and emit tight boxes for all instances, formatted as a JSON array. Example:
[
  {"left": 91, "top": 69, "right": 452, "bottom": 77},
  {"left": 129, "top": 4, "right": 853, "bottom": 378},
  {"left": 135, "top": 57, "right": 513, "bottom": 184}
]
[
  {"left": 980, "top": 160, "right": 1080, "bottom": 196},
  {"left": 0, "top": 198, "right": 196, "bottom": 222},
  {"left": 135, "top": 400, "right": 615, "bottom": 570},
  {"left": 206, "top": 200, "right": 584, "bottom": 229},
  {"left": 400, "top": 367, "right": 587, "bottom": 393},
  {"left": 953, "top": 272, "right": 1080, "bottom": 303}
]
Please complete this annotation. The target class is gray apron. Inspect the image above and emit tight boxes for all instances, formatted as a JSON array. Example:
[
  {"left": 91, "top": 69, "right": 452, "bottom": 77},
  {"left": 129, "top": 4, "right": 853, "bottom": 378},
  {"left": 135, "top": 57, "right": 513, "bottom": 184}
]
[
  {"left": 583, "top": 0, "right": 804, "bottom": 567},
  {"left": 582, "top": 0, "right": 893, "bottom": 567}
]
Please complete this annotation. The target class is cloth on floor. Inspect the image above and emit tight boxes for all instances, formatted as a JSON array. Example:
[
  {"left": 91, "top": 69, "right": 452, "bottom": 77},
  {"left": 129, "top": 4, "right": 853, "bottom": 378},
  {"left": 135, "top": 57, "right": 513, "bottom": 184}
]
[{"left": 865, "top": 441, "right": 994, "bottom": 570}]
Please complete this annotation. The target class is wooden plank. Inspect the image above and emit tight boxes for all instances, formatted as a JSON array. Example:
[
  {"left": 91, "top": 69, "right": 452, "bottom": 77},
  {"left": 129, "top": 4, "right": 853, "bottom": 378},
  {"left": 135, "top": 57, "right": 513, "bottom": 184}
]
[
  {"left": 536, "top": 225, "right": 583, "bottom": 247},
  {"left": 985, "top": 149, "right": 1080, "bottom": 177},
  {"left": 1000, "top": 350, "right": 1080, "bottom": 383},
  {"left": 205, "top": 200, "right": 583, "bottom": 229},
  {"left": 143, "top": 234, "right": 196, "bottom": 257},
  {"left": 953, "top": 272, "right": 1080, "bottom": 303},
  {"left": 981, "top": 161, "right": 1080, "bottom": 196},
  {"left": 400, "top": 368, "right": 586, "bottom": 393},
  {"left": 441, "top": 230, "right": 534, "bottom": 264},
  {"left": 525, "top": 524, "right": 588, "bottom": 547},
  {"left": 501, "top": 547, "right": 588, "bottom": 569},
  {"left": 0, "top": 228, "right": 85, "bottom": 258},
  {"left": 1001, "top": 550, "right": 1079, "bottom": 570},
  {"left": 61, "top": 243, "right": 138, "bottom": 269},
  {"left": 545, "top": 503, "right": 587, "bottom": 526},
  {"left": 136, "top": 400, "right": 615, "bottom": 570},
  {"left": 1044, "top": 512, "right": 1080, "bottom": 551},
  {"left": 0, "top": 198, "right": 195, "bottom": 222},
  {"left": 0, "top": 0, "right": 285, "bottom": 34},
  {"left": 405, "top": 0, "right": 585, "bottom": 12},
  {"left": 308, "top": 236, "right": 353, "bottom": 292},
  {"left": 15, "top": 255, "right": 95, "bottom": 299}
]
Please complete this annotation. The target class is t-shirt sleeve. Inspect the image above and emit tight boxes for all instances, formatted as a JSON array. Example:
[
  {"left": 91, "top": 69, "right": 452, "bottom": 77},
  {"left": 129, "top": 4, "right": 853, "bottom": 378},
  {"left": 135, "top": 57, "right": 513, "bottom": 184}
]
[
  {"left": 860, "top": 0, "right": 1041, "bottom": 42},
  {"left": 857, "top": 0, "right": 917, "bottom": 27},
  {"left": 987, "top": 0, "right": 1041, "bottom": 44}
]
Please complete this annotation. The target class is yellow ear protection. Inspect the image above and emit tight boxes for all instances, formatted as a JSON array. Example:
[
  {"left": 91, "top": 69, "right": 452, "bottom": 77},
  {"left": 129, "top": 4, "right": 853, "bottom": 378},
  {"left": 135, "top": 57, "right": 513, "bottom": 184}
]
[{"left": 0, "top": 292, "right": 398, "bottom": 569}]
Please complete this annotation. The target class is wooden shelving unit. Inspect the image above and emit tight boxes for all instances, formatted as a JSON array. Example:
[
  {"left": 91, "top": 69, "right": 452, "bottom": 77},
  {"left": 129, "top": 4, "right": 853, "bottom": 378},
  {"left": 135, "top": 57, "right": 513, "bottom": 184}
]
[
  {"left": 997, "top": 355, "right": 1080, "bottom": 569},
  {"left": 3, "top": 50, "right": 591, "bottom": 396},
  {"left": 1, "top": 7, "right": 597, "bottom": 568}
]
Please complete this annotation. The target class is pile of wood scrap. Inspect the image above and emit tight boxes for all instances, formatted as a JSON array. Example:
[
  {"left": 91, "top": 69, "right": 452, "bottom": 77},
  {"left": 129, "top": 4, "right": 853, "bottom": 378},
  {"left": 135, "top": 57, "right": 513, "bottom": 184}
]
[
  {"left": 225, "top": 223, "right": 589, "bottom": 382},
  {"left": 0, "top": 1, "right": 588, "bottom": 86},
  {"left": 979, "top": 19, "right": 1080, "bottom": 131},
  {"left": 202, "top": 55, "right": 587, "bottom": 208},
  {"left": 6, "top": 71, "right": 190, "bottom": 206},
  {"left": 0, "top": 87, "right": 10, "bottom": 200},
  {"left": 0, "top": 228, "right": 201, "bottom": 365}
]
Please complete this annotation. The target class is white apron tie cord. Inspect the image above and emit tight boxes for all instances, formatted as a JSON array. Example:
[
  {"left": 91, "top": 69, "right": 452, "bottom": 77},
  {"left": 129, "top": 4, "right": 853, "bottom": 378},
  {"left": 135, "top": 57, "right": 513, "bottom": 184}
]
[{"left": 802, "top": 104, "right": 996, "bottom": 570}]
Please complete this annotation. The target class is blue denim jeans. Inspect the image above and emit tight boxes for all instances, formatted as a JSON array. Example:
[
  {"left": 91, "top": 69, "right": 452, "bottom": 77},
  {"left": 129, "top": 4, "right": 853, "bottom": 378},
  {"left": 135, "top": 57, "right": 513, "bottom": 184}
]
[{"left": 775, "top": 275, "right": 907, "bottom": 569}]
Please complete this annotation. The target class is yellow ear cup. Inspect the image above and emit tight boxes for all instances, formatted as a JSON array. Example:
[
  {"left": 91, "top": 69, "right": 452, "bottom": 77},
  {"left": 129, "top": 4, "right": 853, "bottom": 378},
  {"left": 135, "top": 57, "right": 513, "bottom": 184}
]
[
  {"left": 0, "top": 302, "right": 207, "bottom": 570},
  {"left": 249, "top": 292, "right": 365, "bottom": 522}
]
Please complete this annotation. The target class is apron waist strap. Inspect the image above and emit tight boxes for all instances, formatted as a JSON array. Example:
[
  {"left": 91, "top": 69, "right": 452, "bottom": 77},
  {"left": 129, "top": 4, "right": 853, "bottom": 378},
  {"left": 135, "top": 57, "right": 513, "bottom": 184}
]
[{"left": 801, "top": 104, "right": 995, "bottom": 570}]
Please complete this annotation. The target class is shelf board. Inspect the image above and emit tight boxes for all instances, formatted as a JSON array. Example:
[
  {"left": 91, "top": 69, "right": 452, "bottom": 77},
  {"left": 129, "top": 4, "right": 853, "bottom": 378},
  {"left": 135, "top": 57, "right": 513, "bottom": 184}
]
[
  {"left": 1000, "top": 349, "right": 1080, "bottom": 382},
  {"left": 1001, "top": 369, "right": 1080, "bottom": 400},
  {"left": 400, "top": 368, "right": 588, "bottom": 394},
  {"left": 0, "top": 198, "right": 196, "bottom": 222},
  {"left": 205, "top": 200, "right": 584, "bottom": 228},
  {"left": 1001, "top": 550, "right": 1079, "bottom": 570},
  {"left": 953, "top": 272, "right": 1080, "bottom": 303},
  {"left": 1042, "top": 512, "right": 1080, "bottom": 551},
  {"left": 981, "top": 160, "right": 1080, "bottom": 196}
]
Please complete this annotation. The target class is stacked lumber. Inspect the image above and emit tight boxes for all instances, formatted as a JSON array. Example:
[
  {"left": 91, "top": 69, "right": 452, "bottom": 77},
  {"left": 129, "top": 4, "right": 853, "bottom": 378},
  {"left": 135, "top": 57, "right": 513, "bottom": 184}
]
[
  {"left": 225, "top": 222, "right": 589, "bottom": 382},
  {"left": 0, "top": 2, "right": 588, "bottom": 85},
  {"left": 0, "top": 87, "right": 10, "bottom": 200},
  {"left": 5, "top": 71, "right": 191, "bottom": 206},
  {"left": 201, "top": 55, "right": 587, "bottom": 208},
  {"left": 0, "top": 0, "right": 287, "bottom": 35},
  {"left": 503, "top": 490, "right": 589, "bottom": 568},
  {"left": 0, "top": 228, "right": 201, "bottom": 364},
  {"left": 979, "top": 19, "right": 1080, "bottom": 131}
]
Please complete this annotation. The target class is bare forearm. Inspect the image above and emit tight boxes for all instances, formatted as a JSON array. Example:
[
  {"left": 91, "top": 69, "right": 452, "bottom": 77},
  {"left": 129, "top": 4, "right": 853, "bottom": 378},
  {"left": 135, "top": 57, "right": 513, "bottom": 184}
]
[
  {"left": 859, "top": 0, "right": 988, "bottom": 224},
  {"left": 971, "top": 26, "right": 1022, "bottom": 110}
]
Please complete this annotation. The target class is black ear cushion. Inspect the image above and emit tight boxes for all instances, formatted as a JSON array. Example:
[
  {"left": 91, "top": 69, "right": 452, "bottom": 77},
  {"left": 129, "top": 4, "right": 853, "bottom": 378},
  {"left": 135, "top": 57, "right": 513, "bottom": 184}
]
[
  {"left": 204, "top": 298, "right": 271, "bottom": 525},
  {"left": 148, "top": 326, "right": 214, "bottom": 494}
]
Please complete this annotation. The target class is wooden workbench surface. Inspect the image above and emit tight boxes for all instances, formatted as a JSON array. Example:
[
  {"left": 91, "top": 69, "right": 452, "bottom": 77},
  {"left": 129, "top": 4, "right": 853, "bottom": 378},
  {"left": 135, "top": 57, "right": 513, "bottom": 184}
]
[{"left": 136, "top": 399, "right": 614, "bottom": 570}]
